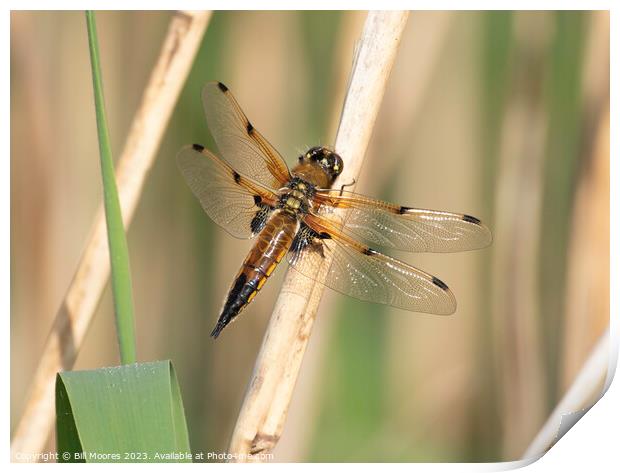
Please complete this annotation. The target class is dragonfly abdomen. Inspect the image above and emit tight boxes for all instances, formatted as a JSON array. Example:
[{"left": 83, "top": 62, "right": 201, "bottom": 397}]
[{"left": 211, "top": 210, "right": 300, "bottom": 338}]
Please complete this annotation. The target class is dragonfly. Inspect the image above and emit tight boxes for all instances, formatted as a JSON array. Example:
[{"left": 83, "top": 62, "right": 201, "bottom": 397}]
[{"left": 177, "top": 82, "right": 492, "bottom": 338}]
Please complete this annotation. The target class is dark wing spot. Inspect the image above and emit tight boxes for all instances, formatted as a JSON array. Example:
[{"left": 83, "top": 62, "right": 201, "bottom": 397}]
[
  {"left": 233, "top": 171, "right": 241, "bottom": 183},
  {"left": 217, "top": 82, "right": 228, "bottom": 92},
  {"left": 291, "top": 223, "right": 324, "bottom": 258},
  {"left": 398, "top": 206, "right": 411, "bottom": 214},
  {"left": 246, "top": 121, "right": 254, "bottom": 134},
  {"left": 290, "top": 230, "right": 309, "bottom": 256},
  {"left": 192, "top": 143, "right": 205, "bottom": 152},
  {"left": 462, "top": 214, "right": 481, "bottom": 225},
  {"left": 250, "top": 206, "right": 270, "bottom": 234},
  {"left": 432, "top": 276, "right": 449, "bottom": 291},
  {"left": 319, "top": 232, "right": 331, "bottom": 240},
  {"left": 363, "top": 247, "right": 378, "bottom": 256},
  {"left": 253, "top": 195, "right": 262, "bottom": 205},
  {"left": 250, "top": 216, "right": 262, "bottom": 234}
]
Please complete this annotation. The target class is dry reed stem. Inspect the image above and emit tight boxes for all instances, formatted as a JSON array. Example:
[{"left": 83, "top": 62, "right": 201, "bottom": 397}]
[
  {"left": 227, "top": 11, "right": 409, "bottom": 461},
  {"left": 522, "top": 328, "right": 610, "bottom": 459},
  {"left": 10, "top": 11, "right": 211, "bottom": 461},
  {"left": 271, "top": 11, "right": 367, "bottom": 460}
]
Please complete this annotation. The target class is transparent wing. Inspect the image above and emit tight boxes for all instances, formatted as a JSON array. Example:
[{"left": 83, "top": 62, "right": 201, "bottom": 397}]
[
  {"left": 287, "top": 214, "right": 456, "bottom": 315},
  {"left": 312, "top": 190, "right": 492, "bottom": 253},
  {"left": 177, "top": 144, "right": 278, "bottom": 239},
  {"left": 202, "top": 81, "right": 292, "bottom": 190}
]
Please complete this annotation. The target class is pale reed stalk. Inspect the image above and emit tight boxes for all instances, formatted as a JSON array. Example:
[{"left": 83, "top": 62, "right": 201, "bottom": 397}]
[
  {"left": 10, "top": 11, "right": 211, "bottom": 461},
  {"left": 227, "top": 11, "right": 410, "bottom": 461}
]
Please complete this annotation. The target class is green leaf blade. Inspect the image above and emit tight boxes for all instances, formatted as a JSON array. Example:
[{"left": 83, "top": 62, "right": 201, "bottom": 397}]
[
  {"left": 85, "top": 10, "right": 137, "bottom": 364},
  {"left": 56, "top": 361, "right": 191, "bottom": 463}
]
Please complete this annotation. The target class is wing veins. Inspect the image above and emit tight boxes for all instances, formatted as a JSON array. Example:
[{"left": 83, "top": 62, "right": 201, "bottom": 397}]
[
  {"left": 287, "top": 214, "right": 457, "bottom": 314},
  {"left": 177, "top": 144, "right": 277, "bottom": 239},
  {"left": 202, "top": 82, "right": 291, "bottom": 189},
  {"left": 312, "top": 190, "right": 492, "bottom": 253}
]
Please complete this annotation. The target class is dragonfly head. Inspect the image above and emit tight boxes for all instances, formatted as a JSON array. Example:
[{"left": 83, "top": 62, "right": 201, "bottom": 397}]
[{"left": 300, "top": 146, "right": 343, "bottom": 183}]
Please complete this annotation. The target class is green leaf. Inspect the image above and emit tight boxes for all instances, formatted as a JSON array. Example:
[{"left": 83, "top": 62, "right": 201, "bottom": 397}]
[
  {"left": 56, "top": 360, "right": 191, "bottom": 463},
  {"left": 85, "top": 10, "right": 137, "bottom": 364}
]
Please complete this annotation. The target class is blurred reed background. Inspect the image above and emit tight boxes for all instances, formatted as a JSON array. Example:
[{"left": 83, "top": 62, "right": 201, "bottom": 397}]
[{"left": 10, "top": 11, "right": 609, "bottom": 462}]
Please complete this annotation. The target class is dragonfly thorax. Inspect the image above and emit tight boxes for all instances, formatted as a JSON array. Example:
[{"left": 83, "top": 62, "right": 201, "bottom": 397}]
[{"left": 277, "top": 177, "right": 315, "bottom": 215}]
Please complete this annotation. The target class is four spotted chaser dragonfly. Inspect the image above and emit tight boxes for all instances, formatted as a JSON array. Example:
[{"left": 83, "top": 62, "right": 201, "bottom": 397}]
[{"left": 177, "top": 82, "right": 492, "bottom": 338}]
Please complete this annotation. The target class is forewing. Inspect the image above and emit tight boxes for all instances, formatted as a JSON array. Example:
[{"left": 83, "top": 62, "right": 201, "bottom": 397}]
[
  {"left": 287, "top": 215, "right": 456, "bottom": 315},
  {"left": 312, "top": 190, "right": 492, "bottom": 253},
  {"left": 177, "top": 144, "right": 277, "bottom": 239},
  {"left": 202, "top": 81, "right": 292, "bottom": 190}
]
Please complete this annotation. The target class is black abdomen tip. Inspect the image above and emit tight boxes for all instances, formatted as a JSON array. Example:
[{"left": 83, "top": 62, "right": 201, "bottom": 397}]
[
  {"left": 192, "top": 143, "right": 205, "bottom": 152},
  {"left": 210, "top": 320, "right": 226, "bottom": 339},
  {"left": 432, "top": 276, "right": 449, "bottom": 291},
  {"left": 217, "top": 82, "right": 228, "bottom": 92},
  {"left": 462, "top": 214, "right": 481, "bottom": 225}
]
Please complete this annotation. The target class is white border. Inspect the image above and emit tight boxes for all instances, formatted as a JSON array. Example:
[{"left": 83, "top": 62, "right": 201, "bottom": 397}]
[{"left": 4, "top": 3, "right": 616, "bottom": 470}]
